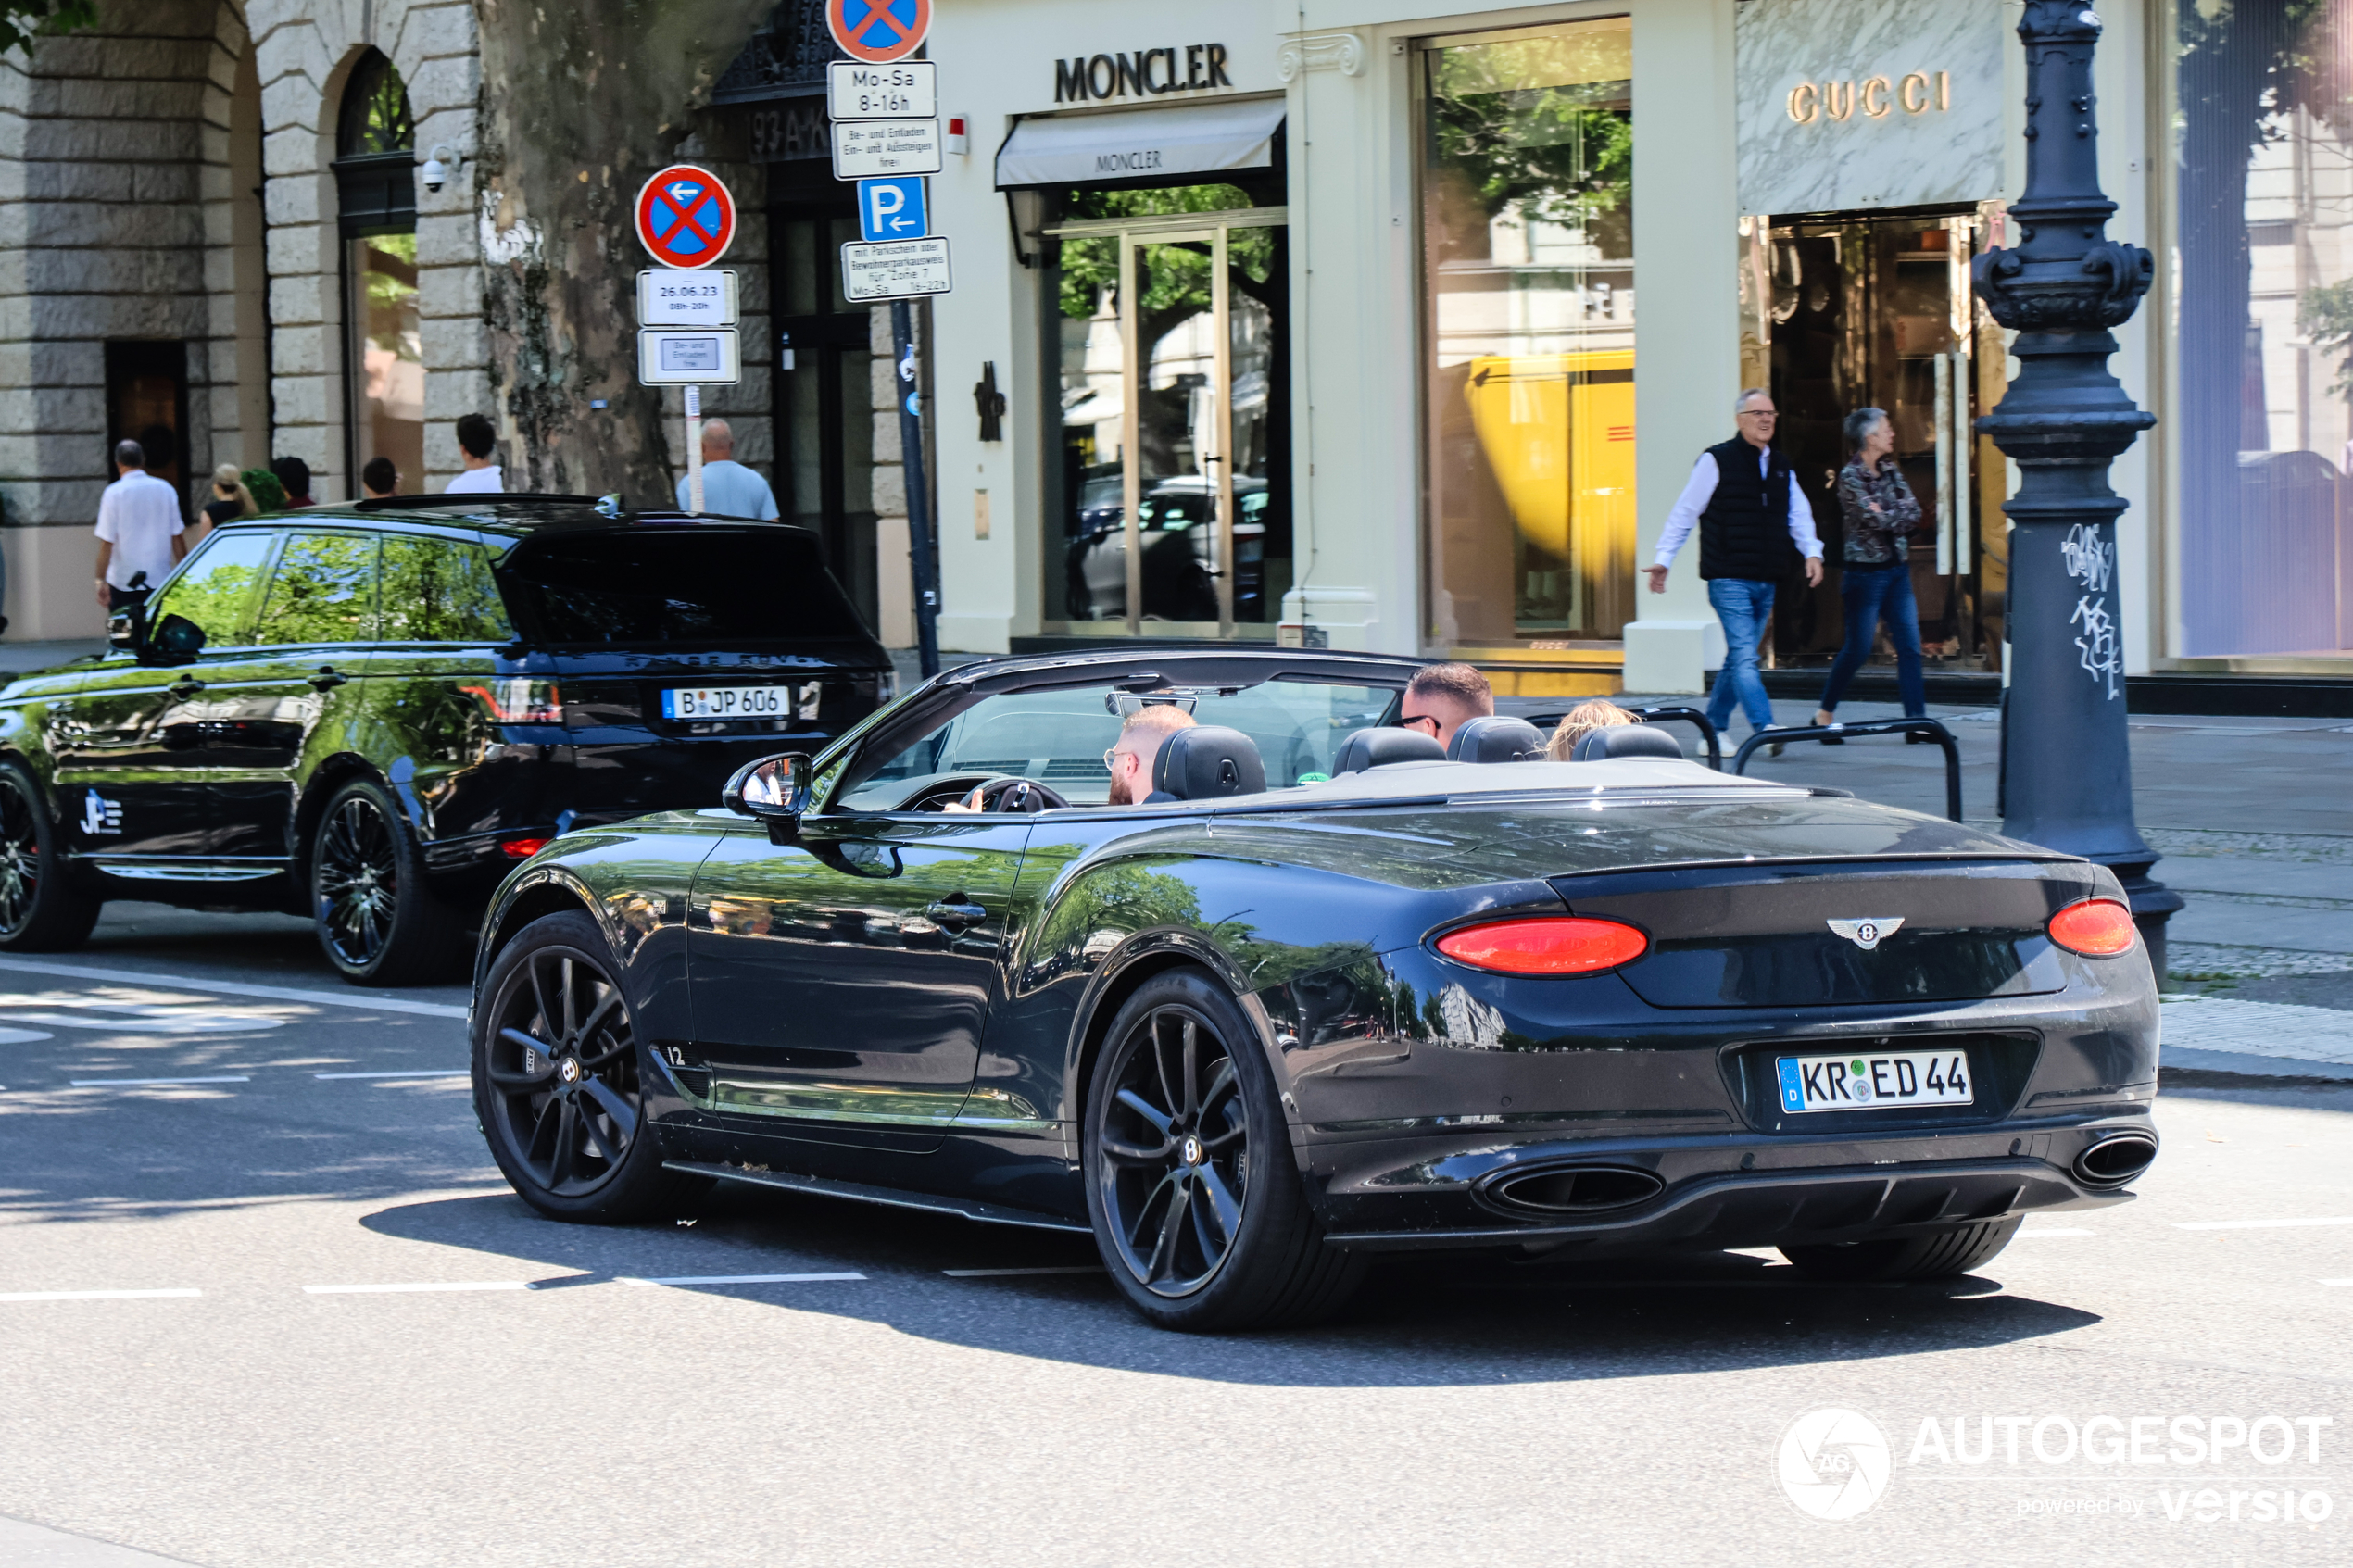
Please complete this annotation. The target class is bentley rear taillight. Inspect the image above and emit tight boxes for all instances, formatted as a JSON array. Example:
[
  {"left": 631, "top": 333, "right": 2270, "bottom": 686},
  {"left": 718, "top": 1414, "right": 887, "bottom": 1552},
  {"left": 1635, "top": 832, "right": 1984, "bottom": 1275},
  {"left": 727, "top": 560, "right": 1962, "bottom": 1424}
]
[
  {"left": 1435, "top": 917, "right": 1649, "bottom": 975},
  {"left": 2047, "top": 898, "right": 2136, "bottom": 957}
]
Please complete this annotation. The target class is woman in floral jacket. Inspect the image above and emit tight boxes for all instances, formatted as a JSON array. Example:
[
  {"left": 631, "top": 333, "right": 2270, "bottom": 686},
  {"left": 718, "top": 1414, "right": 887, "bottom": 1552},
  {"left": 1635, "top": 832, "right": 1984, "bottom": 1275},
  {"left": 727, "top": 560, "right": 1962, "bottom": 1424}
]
[{"left": 1812, "top": 406, "right": 1927, "bottom": 734}]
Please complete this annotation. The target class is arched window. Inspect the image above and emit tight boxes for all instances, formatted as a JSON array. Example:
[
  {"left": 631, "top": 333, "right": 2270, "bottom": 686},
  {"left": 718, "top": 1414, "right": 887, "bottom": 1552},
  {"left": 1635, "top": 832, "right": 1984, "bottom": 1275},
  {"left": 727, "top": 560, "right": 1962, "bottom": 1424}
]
[
  {"left": 334, "top": 49, "right": 415, "bottom": 230},
  {"left": 334, "top": 50, "right": 421, "bottom": 498}
]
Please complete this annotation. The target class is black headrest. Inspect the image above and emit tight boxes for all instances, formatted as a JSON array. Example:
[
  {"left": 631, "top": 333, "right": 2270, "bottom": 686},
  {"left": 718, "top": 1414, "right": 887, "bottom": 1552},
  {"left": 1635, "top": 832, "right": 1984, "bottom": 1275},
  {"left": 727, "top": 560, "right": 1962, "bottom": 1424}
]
[
  {"left": 1333, "top": 726, "right": 1446, "bottom": 774},
  {"left": 1152, "top": 725, "right": 1265, "bottom": 799},
  {"left": 1569, "top": 724, "right": 1684, "bottom": 762},
  {"left": 1447, "top": 715, "right": 1546, "bottom": 763}
]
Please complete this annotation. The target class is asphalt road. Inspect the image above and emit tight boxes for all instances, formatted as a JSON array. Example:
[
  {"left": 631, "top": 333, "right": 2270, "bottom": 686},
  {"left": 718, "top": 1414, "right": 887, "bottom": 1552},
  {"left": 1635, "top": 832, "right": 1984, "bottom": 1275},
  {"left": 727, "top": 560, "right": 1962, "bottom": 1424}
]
[{"left": 4, "top": 910, "right": 2352, "bottom": 1566}]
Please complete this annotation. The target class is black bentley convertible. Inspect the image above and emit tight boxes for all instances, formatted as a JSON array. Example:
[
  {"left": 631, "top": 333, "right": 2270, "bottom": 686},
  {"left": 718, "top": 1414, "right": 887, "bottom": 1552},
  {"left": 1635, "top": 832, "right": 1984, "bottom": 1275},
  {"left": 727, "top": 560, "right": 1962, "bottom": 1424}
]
[{"left": 468, "top": 647, "right": 2159, "bottom": 1330}]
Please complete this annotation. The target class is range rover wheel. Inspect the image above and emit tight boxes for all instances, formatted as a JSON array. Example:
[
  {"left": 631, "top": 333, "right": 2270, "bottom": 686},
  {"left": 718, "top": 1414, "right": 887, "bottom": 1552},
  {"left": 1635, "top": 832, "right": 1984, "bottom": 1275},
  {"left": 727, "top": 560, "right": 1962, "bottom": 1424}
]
[
  {"left": 309, "top": 777, "right": 464, "bottom": 985},
  {"left": 473, "top": 911, "right": 707, "bottom": 1222},
  {"left": 0, "top": 763, "right": 100, "bottom": 951},
  {"left": 1779, "top": 1216, "right": 2023, "bottom": 1282},
  {"left": 1082, "top": 967, "right": 1364, "bottom": 1332}
]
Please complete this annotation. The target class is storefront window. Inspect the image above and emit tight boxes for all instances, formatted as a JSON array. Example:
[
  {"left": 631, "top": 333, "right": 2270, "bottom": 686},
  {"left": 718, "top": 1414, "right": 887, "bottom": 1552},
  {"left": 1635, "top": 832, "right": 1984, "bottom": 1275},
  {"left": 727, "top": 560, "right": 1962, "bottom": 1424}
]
[
  {"left": 1046, "top": 183, "right": 1290, "bottom": 633},
  {"left": 2176, "top": 0, "right": 2353, "bottom": 658},
  {"left": 1420, "top": 18, "right": 1633, "bottom": 648}
]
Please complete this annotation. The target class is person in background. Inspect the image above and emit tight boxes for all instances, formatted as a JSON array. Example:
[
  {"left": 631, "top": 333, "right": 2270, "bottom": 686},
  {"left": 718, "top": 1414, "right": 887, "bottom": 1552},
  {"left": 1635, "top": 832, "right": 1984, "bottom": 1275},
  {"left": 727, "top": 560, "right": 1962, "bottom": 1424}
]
[
  {"left": 673, "top": 419, "right": 779, "bottom": 519},
  {"left": 271, "top": 455, "right": 315, "bottom": 508},
  {"left": 192, "top": 463, "right": 258, "bottom": 547},
  {"left": 1813, "top": 406, "right": 1928, "bottom": 738},
  {"left": 94, "top": 439, "right": 186, "bottom": 613},
  {"left": 1400, "top": 662, "right": 1494, "bottom": 751},
  {"left": 362, "top": 457, "right": 399, "bottom": 498},
  {"left": 1546, "top": 698, "right": 1640, "bottom": 760},
  {"left": 1643, "top": 389, "right": 1825, "bottom": 754},
  {"left": 446, "top": 413, "right": 503, "bottom": 494}
]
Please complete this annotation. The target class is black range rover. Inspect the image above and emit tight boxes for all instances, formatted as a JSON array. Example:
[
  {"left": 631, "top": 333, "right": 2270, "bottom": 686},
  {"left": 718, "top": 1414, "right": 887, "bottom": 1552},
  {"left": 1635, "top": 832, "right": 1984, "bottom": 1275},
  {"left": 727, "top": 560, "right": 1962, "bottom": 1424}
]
[{"left": 0, "top": 495, "right": 893, "bottom": 983}]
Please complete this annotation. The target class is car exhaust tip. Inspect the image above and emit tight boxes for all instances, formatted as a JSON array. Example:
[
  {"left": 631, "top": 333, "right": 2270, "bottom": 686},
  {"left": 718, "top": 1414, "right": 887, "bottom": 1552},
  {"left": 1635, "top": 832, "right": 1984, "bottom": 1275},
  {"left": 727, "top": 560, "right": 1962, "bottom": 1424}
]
[
  {"left": 2073, "top": 1132, "right": 2158, "bottom": 1186},
  {"left": 1482, "top": 1164, "right": 1666, "bottom": 1217}
]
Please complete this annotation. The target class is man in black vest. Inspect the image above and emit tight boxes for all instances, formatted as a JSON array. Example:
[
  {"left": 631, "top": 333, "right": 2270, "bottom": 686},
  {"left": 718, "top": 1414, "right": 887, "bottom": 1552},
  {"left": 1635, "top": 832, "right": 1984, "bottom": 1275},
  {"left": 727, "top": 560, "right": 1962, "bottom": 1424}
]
[{"left": 1642, "top": 389, "right": 1824, "bottom": 744}]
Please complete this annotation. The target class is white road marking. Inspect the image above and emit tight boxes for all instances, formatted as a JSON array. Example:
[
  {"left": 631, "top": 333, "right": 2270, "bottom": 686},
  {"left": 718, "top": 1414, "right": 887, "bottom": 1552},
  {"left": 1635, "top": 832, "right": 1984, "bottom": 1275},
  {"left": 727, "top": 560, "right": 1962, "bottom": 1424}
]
[
  {"left": 313, "top": 1070, "right": 469, "bottom": 1080},
  {"left": 0, "top": 997, "right": 286, "bottom": 1034},
  {"left": 0, "top": 1288, "right": 201, "bottom": 1302},
  {"left": 0, "top": 954, "right": 467, "bottom": 1018},
  {"left": 617, "top": 1273, "right": 865, "bottom": 1286},
  {"left": 2322, "top": 1279, "right": 2353, "bottom": 1287},
  {"left": 303, "top": 1281, "right": 532, "bottom": 1295},
  {"left": 2016, "top": 1228, "right": 2097, "bottom": 1237},
  {"left": 2174, "top": 1216, "right": 2353, "bottom": 1230},
  {"left": 68, "top": 1075, "right": 249, "bottom": 1087},
  {"left": 943, "top": 1266, "right": 1105, "bottom": 1277}
]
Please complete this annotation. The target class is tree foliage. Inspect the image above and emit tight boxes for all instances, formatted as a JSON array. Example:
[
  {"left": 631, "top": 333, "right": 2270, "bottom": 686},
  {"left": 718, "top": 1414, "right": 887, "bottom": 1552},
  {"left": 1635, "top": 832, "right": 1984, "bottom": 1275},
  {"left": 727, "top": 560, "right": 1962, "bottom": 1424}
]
[{"left": 0, "top": 0, "right": 93, "bottom": 59}]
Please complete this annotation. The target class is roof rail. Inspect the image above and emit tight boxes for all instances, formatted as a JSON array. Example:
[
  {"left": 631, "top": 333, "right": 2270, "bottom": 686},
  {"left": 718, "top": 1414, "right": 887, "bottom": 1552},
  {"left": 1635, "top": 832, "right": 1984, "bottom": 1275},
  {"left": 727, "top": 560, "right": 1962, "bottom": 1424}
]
[{"left": 349, "top": 493, "right": 601, "bottom": 510}]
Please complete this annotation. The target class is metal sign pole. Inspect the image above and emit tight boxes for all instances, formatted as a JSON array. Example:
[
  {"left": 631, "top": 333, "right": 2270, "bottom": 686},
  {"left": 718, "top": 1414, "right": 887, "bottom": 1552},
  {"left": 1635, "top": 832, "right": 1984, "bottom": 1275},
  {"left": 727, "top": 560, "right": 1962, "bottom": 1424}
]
[
  {"left": 893, "top": 299, "right": 939, "bottom": 677},
  {"left": 686, "top": 384, "right": 704, "bottom": 515}
]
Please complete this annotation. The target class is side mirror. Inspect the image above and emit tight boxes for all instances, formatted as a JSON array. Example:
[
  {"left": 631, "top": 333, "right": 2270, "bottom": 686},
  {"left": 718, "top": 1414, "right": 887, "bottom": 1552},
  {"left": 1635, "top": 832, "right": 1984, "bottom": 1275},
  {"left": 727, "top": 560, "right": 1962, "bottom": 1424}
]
[
  {"left": 147, "top": 613, "right": 207, "bottom": 663},
  {"left": 107, "top": 605, "right": 143, "bottom": 651},
  {"left": 722, "top": 752, "right": 814, "bottom": 844}
]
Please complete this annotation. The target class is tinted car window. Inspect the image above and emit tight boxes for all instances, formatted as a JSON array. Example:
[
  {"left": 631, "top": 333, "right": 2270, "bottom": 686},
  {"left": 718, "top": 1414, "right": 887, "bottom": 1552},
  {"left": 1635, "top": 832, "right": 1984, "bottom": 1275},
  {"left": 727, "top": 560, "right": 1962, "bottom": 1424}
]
[
  {"left": 499, "top": 529, "right": 868, "bottom": 645},
  {"left": 147, "top": 531, "right": 275, "bottom": 646},
  {"left": 379, "top": 535, "right": 514, "bottom": 643},
  {"left": 256, "top": 532, "right": 377, "bottom": 646}
]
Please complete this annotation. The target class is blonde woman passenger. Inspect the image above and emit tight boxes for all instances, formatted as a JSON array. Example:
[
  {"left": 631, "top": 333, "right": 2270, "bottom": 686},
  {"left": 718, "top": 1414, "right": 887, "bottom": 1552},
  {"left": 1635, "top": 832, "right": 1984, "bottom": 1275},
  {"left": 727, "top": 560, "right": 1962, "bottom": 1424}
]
[
  {"left": 1546, "top": 698, "right": 1641, "bottom": 760},
  {"left": 191, "top": 462, "right": 258, "bottom": 548}
]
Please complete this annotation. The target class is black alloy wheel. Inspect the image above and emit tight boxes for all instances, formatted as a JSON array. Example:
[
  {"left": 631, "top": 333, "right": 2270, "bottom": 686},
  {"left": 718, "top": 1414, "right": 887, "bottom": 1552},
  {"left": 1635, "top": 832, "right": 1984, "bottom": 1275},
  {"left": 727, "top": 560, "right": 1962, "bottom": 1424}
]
[
  {"left": 308, "top": 777, "right": 463, "bottom": 985},
  {"left": 472, "top": 910, "right": 705, "bottom": 1222},
  {"left": 1099, "top": 999, "right": 1252, "bottom": 1296},
  {"left": 1083, "top": 967, "right": 1364, "bottom": 1331},
  {"left": 0, "top": 764, "right": 100, "bottom": 951}
]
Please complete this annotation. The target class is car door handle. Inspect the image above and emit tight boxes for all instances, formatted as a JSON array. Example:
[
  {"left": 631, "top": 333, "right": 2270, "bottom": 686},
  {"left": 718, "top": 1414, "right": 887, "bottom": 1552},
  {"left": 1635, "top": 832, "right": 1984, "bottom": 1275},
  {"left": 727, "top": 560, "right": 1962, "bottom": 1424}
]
[
  {"left": 308, "top": 666, "right": 348, "bottom": 691},
  {"left": 924, "top": 899, "right": 987, "bottom": 932},
  {"left": 167, "top": 678, "right": 205, "bottom": 698}
]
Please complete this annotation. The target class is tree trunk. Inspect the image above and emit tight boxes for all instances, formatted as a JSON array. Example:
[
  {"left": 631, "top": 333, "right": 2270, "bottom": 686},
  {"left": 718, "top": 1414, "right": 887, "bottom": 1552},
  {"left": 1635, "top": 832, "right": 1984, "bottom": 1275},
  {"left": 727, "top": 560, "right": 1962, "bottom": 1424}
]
[{"left": 472, "top": 0, "right": 773, "bottom": 501}]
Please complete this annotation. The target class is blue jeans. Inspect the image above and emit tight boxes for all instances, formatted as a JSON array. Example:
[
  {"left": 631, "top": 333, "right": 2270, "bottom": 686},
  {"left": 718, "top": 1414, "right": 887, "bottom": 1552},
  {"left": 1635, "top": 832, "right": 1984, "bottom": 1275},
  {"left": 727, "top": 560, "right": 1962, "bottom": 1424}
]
[
  {"left": 1818, "top": 562, "right": 1927, "bottom": 717},
  {"left": 1705, "top": 577, "right": 1778, "bottom": 734}
]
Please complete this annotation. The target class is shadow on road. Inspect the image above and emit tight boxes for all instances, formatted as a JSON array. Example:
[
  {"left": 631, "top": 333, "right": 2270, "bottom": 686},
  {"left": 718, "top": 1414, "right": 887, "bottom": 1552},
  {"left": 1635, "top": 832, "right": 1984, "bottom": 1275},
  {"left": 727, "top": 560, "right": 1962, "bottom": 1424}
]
[{"left": 363, "top": 1185, "right": 2103, "bottom": 1387}]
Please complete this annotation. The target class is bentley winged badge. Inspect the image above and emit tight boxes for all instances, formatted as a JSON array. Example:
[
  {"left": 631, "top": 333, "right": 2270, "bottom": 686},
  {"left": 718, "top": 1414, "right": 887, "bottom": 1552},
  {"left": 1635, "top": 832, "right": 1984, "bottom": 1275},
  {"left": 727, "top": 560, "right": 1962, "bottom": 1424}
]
[{"left": 1827, "top": 917, "right": 1904, "bottom": 951}]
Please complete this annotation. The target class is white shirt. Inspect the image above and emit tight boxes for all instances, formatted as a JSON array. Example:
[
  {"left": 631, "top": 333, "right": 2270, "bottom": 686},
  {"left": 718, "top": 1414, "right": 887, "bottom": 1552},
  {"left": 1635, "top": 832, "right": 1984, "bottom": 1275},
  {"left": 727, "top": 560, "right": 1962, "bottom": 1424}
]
[
  {"left": 1653, "top": 445, "right": 1822, "bottom": 570},
  {"left": 94, "top": 470, "right": 185, "bottom": 590},
  {"left": 446, "top": 464, "right": 504, "bottom": 495}
]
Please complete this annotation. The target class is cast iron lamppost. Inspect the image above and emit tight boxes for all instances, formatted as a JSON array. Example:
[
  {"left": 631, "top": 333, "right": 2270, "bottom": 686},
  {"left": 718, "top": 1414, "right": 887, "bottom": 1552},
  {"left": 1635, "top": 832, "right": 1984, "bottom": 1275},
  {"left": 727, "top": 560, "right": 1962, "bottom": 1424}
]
[{"left": 1973, "top": 0, "right": 2181, "bottom": 973}]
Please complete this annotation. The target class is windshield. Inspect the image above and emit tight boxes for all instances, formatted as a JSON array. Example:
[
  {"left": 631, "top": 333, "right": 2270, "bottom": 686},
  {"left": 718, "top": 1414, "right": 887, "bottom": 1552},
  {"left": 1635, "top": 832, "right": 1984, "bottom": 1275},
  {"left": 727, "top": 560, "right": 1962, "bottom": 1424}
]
[
  {"left": 834, "top": 678, "right": 1400, "bottom": 810},
  {"left": 497, "top": 529, "right": 870, "bottom": 645}
]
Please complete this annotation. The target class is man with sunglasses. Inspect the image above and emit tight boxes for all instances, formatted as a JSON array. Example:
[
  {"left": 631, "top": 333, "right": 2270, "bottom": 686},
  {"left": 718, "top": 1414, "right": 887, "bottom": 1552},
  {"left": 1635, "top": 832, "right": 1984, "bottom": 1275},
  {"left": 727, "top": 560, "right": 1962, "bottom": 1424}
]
[
  {"left": 1399, "top": 662, "right": 1493, "bottom": 751},
  {"left": 944, "top": 701, "right": 1197, "bottom": 811},
  {"left": 1643, "top": 389, "right": 1824, "bottom": 751}
]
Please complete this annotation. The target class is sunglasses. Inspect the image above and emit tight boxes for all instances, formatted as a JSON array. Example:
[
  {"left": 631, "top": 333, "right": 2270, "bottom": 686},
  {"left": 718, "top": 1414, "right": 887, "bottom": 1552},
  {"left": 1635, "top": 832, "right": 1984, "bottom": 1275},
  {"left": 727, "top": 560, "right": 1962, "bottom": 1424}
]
[{"left": 1400, "top": 714, "right": 1440, "bottom": 734}]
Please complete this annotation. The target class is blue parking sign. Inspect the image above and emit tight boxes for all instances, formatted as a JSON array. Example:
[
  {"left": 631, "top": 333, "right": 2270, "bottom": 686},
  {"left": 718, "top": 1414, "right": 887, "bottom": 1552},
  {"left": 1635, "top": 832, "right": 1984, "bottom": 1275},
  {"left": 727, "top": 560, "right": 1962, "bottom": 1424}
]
[{"left": 857, "top": 176, "right": 928, "bottom": 243}]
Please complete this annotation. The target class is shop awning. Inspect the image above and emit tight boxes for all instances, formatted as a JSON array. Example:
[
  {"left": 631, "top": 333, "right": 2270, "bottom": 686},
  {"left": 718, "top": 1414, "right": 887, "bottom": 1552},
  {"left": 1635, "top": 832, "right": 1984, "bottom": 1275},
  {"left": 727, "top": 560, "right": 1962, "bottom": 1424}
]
[{"left": 995, "top": 97, "right": 1285, "bottom": 190}]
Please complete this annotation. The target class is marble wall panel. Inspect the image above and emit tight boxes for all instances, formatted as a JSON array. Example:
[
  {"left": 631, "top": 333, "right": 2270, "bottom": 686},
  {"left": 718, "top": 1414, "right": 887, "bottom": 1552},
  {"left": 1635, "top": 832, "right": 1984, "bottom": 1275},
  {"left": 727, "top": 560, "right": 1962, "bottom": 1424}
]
[{"left": 1737, "top": 0, "right": 2006, "bottom": 215}]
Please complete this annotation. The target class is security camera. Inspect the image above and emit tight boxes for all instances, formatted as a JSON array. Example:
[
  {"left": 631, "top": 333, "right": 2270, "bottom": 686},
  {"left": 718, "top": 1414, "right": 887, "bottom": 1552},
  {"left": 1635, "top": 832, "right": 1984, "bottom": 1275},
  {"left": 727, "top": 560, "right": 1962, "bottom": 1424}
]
[{"left": 422, "top": 143, "right": 460, "bottom": 194}]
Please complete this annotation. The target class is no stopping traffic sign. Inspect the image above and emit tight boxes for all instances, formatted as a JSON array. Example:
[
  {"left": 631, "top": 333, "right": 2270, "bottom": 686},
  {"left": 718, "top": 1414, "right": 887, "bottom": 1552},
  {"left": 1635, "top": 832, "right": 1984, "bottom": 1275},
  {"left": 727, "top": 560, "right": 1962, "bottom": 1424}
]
[
  {"left": 634, "top": 166, "right": 736, "bottom": 270},
  {"left": 827, "top": 0, "right": 931, "bottom": 65}
]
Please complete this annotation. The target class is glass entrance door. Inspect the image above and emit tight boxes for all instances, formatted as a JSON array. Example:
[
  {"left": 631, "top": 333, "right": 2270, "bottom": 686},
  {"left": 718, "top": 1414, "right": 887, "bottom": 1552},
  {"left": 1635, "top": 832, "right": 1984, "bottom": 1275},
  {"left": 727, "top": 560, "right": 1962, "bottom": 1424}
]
[
  {"left": 1755, "top": 211, "right": 1994, "bottom": 667},
  {"left": 1046, "top": 200, "right": 1289, "bottom": 638}
]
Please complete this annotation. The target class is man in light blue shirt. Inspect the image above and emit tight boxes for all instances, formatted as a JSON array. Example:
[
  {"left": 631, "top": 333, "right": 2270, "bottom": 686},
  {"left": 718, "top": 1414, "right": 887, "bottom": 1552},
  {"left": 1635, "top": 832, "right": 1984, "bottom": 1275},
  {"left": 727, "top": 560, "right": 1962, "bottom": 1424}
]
[{"left": 675, "top": 419, "right": 779, "bottom": 519}]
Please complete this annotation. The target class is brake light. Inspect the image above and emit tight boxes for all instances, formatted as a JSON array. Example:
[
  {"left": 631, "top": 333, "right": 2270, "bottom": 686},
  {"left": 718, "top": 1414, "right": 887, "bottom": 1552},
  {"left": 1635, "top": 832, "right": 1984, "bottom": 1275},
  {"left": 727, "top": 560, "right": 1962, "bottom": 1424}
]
[
  {"left": 2047, "top": 898, "right": 2136, "bottom": 957},
  {"left": 459, "top": 679, "right": 562, "bottom": 723},
  {"left": 1435, "top": 917, "right": 1649, "bottom": 975},
  {"left": 499, "top": 837, "right": 552, "bottom": 859}
]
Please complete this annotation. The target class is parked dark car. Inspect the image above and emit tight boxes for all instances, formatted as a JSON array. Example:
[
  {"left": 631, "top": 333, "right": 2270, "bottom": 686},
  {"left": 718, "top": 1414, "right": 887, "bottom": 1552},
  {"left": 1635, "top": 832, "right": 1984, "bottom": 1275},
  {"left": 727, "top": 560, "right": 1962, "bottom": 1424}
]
[
  {"left": 0, "top": 495, "right": 891, "bottom": 984},
  {"left": 466, "top": 646, "right": 2159, "bottom": 1332},
  {"left": 1064, "top": 477, "right": 1269, "bottom": 622}
]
